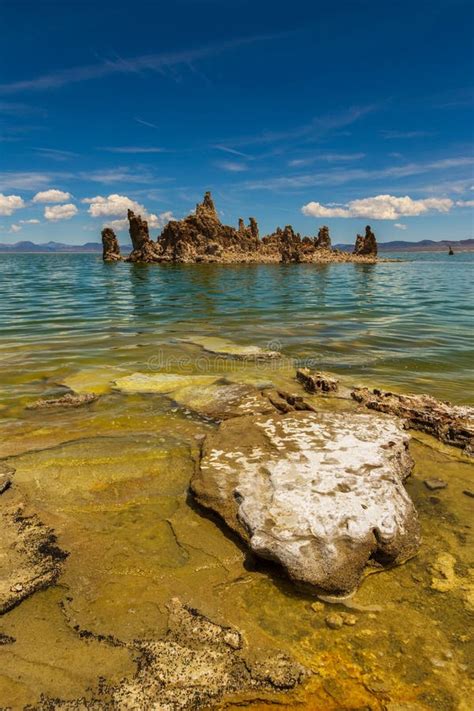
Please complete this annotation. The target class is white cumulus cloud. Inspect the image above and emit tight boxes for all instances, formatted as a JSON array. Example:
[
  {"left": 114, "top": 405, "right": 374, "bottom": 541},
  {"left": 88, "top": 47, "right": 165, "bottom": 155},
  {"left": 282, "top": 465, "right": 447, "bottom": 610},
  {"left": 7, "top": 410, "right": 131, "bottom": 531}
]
[
  {"left": 83, "top": 194, "right": 173, "bottom": 231},
  {"left": 0, "top": 193, "right": 25, "bottom": 216},
  {"left": 302, "top": 194, "right": 454, "bottom": 220},
  {"left": 83, "top": 194, "right": 144, "bottom": 217},
  {"left": 44, "top": 203, "right": 78, "bottom": 221},
  {"left": 9, "top": 224, "right": 22, "bottom": 233},
  {"left": 456, "top": 200, "right": 474, "bottom": 207},
  {"left": 394, "top": 223, "right": 407, "bottom": 230},
  {"left": 20, "top": 218, "right": 40, "bottom": 224},
  {"left": 33, "top": 189, "right": 72, "bottom": 203}
]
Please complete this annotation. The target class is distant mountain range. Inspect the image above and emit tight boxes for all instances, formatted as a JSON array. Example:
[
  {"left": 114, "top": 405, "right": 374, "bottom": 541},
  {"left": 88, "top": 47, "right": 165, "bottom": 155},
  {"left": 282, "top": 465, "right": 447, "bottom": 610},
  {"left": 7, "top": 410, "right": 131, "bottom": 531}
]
[
  {"left": 0, "top": 238, "right": 473, "bottom": 253},
  {"left": 0, "top": 240, "right": 103, "bottom": 253},
  {"left": 335, "top": 238, "right": 474, "bottom": 252}
]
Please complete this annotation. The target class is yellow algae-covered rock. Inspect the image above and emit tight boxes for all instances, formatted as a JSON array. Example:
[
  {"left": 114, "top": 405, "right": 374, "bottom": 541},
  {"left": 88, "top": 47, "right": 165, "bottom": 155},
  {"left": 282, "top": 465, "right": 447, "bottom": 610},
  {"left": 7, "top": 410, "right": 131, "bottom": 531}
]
[
  {"left": 63, "top": 366, "right": 127, "bottom": 395},
  {"left": 113, "top": 372, "right": 218, "bottom": 394},
  {"left": 184, "top": 336, "right": 281, "bottom": 360},
  {"left": 172, "top": 381, "right": 275, "bottom": 421}
]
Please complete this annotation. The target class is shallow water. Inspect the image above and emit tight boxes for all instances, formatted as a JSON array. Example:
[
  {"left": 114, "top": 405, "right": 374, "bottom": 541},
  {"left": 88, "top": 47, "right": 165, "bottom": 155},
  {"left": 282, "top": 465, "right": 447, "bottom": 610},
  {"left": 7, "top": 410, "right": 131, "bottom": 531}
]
[{"left": 0, "top": 253, "right": 473, "bottom": 709}]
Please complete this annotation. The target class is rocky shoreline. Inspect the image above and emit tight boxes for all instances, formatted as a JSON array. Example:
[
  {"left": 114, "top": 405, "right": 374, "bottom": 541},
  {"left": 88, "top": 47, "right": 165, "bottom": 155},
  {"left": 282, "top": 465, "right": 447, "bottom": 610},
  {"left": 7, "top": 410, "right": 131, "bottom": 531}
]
[
  {"left": 102, "top": 191, "right": 380, "bottom": 264},
  {"left": 2, "top": 354, "right": 473, "bottom": 709}
]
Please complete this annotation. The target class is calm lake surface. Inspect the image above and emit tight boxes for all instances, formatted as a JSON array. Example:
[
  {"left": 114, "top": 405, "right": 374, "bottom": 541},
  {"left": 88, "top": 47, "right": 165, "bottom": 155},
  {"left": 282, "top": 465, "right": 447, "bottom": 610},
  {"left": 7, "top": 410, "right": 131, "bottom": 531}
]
[
  {"left": 0, "top": 252, "right": 473, "bottom": 709},
  {"left": 0, "top": 251, "right": 473, "bottom": 405}
]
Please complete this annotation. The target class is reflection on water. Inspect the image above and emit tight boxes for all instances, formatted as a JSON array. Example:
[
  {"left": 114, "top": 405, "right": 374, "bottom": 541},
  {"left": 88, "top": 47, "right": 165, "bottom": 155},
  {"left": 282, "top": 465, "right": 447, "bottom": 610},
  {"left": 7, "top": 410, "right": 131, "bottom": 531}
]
[
  {"left": 0, "top": 252, "right": 473, "bottom": 709},
  {"left": 0, "top": 252, "right": 473, "bottom": 404}
]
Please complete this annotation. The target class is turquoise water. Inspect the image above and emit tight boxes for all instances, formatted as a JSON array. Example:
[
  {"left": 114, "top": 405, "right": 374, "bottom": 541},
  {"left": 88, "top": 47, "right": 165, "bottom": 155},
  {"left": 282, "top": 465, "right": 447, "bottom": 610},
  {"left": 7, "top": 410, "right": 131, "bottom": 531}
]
[{"left": 1, "top": 251, "right": 472, "bottom": 404}]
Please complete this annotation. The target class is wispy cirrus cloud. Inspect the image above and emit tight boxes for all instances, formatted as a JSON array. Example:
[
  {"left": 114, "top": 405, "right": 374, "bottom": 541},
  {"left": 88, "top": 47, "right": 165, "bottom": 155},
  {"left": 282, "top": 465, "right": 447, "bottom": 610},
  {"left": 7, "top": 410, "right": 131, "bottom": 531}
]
[
  {"left": 213, "top": 145, "right": 252, "bottom": 159},
  {"left": 100, "top": 146, "right": 166, "bottom": 154},
  {"left": 288, "top": 152, "right": 366, "bottom": 168},
  {"left": 0, "top": 101, "right": 47, "bottom": 116},
  {"left": 380, "top": 129, "right": 434, "bottom": 139},
  {"left": 0, "top": 34, "right": 285, "bottom": 95},
  {"left": 32, "top": 147, "right": 79, "bottom": 161},
  {"left": 0, "top": 171, "right": 56, "bottom": 191},
  {"left": 221, "top": 105, "right": 375, "bottom": 149},
  {"left": 239, "top": 156, "right": 474, "bottom": 191},
  {"left": 134, "top": 117, "right": 160, "bottom": 129},
  {"left": 214, "top": 160, "right": 248, "bottom": 172}
]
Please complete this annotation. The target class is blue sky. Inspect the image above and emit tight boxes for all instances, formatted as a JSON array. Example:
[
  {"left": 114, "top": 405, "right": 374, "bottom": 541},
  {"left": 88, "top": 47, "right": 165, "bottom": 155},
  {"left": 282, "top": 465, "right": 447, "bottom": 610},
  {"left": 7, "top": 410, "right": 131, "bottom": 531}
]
[{"left": 0, "top": 0, "right": 473, "bottom": 244}]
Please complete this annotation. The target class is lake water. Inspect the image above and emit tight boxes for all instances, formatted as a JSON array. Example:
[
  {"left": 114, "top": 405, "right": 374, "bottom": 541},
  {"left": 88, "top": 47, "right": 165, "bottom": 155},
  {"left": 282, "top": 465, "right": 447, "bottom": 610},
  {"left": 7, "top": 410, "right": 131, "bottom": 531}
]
[
  {"left": 1, "top": 251, "right": 473, "bottom": 406},
  {"left": 0, "top": 252, "right": 473, "bottom": 709}
]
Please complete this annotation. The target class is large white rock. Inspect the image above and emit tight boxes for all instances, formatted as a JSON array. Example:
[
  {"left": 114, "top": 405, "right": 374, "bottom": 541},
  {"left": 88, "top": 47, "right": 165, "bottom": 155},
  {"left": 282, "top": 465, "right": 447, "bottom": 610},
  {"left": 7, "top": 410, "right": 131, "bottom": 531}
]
[{"left": 192, "top": 410, "right": 420, "bottom": 594}]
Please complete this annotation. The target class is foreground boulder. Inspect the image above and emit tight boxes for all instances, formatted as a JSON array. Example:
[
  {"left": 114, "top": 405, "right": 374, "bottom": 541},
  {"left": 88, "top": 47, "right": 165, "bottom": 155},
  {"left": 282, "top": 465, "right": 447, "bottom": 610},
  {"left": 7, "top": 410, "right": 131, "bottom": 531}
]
[
  {"left": 352, "top": 387, "right": 474, "bottom": 454},
  {"left": 192, "top": 410, "right": 419, "bottom": 594},
  {"left": 101, "top": 228, "right": 122, "bottom": 262}
]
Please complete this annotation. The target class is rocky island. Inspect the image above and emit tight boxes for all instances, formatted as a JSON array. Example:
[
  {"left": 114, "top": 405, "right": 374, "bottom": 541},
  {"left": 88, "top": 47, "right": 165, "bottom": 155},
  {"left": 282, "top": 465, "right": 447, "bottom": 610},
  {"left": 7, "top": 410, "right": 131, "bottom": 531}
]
[{"left": 102, "top": 191, "right": 379, "bottom": 264}]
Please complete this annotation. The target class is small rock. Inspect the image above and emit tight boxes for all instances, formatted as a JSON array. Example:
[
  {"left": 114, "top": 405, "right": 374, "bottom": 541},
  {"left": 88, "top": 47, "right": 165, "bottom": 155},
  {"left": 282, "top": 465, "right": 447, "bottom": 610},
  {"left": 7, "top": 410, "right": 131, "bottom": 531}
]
[
  {"left": 462, "top": 489, "right": 474, "bottom": 498},
  {"left": 341, "top": 612, "right": 357, "bottom": 626},
  {"left": 10, "top": 583, "right": 23, "bottom": 593},
  {"left": 311, "top": 601, "right": 325, "bottom": 613},
  {"left": 296, "top": 368, "right": 338, "bottom": 394},
  {"left": 424, "top": 478, "right": 447, "bottom": 491},
  {"left": 325, "top": 613, "right": 344, "bottom": 629},
  {"left": 27, "top": 392, "right": 98, "bottom": 410}
]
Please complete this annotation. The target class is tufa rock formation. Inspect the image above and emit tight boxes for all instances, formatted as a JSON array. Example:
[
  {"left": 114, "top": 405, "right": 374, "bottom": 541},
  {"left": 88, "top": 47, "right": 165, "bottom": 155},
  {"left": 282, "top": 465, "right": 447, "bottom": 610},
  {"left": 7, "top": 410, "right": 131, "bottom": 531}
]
[
  {"left": 314, "top": 225, "right": 331, "bottom": 249},
  {"left": 352, "top": 387, "right": 474, "bottom": 455},
  {"left": 101, "top": 228, "right": 121, "bottom": 262},
  {"left": 354, "top": 225, "right": 378, "bottom": 256},
  {"left": 102, "top": 191, "right": 380, "bottom": 264}
]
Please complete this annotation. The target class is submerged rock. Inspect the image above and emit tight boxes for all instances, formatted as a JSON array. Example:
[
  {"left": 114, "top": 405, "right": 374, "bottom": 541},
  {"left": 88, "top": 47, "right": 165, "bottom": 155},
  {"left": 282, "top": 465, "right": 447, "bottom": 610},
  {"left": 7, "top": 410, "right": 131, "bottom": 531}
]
[
  {"left": 296, "top": 367, "right": 339, "bottom": 393},
  {"left": 113, "top": 372, "right": 218, "bottom": 394},
  {"left": 1, "top": 473, "right": 67, "bottom": 613},
  {"left": 101, "top": 227, "right": 122, "bottom": 262},
  {"left": 27, "top": 392, "right": 98, "bottom": 410},
  {"left": 354, "top": 225, "right": 378, "bottom": 256},
  {"left": 351, "top": 387, "right": 474, "bottom": 454},
  {"left": 172, "top": 381, "right": 275, "bottom": 421},
  {"left": 192, "top": 410, "right": 420, "bottom": 595},
  {"left": 184, "top": 335, "right": 281, "bottom": 360},
  {"left": 33, "top": 598, "right": 306, "bottom": 709},
  {"left": 424, "top": 478, "right": 448, "bottom": 491}
]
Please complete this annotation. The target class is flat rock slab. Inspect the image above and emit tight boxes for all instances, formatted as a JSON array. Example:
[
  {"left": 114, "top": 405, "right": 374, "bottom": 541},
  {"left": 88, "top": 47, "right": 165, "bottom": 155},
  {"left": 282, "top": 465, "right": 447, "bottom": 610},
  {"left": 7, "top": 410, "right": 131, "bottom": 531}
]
[
  {"left": 184, "top": 336, "right": 281, "bottom": 360},
  {"left": 192, "top": 410, "right": 420, "bottom": 595},
  {"left": 114, "top": 372, "right": 218, "bottom": 394},
  {"left": 352, "top": 387, "right": 474, "bottom": 455},
  {"left": 0, "top": 504, "right": 67, "bottom": 614},
  {"left": 172, "top": 382, "right": 276, "bottom": 421},
  {"left": 33, "top": 598, "right": 305, "bottom": 710}
]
